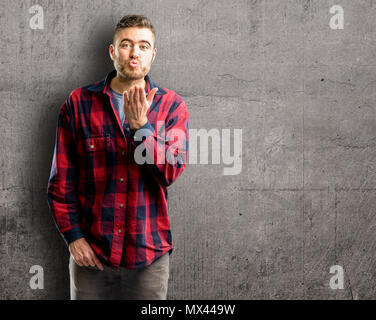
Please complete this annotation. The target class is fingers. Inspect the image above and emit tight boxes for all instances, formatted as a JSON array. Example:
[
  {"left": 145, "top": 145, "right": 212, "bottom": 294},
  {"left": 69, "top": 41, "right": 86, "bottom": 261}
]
[
  {"left": 127, "top": 85, "right": 156, "bottom": 107},
  {"left": 130, "top": 86, "right": 137, "bottom": 108},
  {"left": 93, "top": 255, "right": 104, "bottom": 271},
  {"left": 72, "top": 252, "right": 84, "bottom": 267},
  {"left": 129, "top": 86, "right": 139, "bottom": 114},
  {"left": 74, "top": 252, "right": 92, "bottom": 267},
  {"left": 69, "top": 238, "right": 104, "bottom": 271},
  {"left": 140, "top": 86, "right": 148, "bottom": 109},
  {"left": 123, "top": 90, "right": 129, "bottom": 116},
  {"left": 123, "top": 90, "right": 128, "bottom": 106},
  {"left": 147, "top": 87, "right": 158, "bottom": 106},
  {"left": 73, "top": 257, "right": 84, "bottom": 267},
  {"left": 123, "top": 85, "right": 155, "bottom": 125},
  {"left": 134, "top": 86, "right": 139, "bottom": 107},
  {"left": 73, "top": 252, "right": 103, "bottom": 270},
  {"left": 84, "top": 253, "right": 96, "bottom": 267}
]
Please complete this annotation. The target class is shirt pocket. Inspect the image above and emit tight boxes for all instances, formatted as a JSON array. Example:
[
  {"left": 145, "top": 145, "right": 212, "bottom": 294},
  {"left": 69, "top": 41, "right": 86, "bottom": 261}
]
[{"left": 77, "top": 135, "right": 109, "bottom": 181}]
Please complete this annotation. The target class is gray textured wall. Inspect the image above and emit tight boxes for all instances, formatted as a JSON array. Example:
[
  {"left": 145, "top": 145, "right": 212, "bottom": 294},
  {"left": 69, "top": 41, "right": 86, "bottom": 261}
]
[{"left": 1, "top": 0, "right": 376, "bottom": 299}]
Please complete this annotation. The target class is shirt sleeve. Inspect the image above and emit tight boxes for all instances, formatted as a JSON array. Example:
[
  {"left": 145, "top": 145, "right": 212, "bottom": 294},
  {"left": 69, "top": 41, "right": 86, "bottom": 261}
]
[
  {"left": 47, "top": 96, "right": 84, "bottom": 245},
  {"left": 131, "top": 98, "right": 189, "bottom": 187}
]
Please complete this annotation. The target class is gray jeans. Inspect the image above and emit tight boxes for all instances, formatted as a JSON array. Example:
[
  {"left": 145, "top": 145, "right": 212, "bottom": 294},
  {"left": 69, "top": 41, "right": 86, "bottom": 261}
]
[{"left": 69, "top": 252, "right": 170, "bottom": 300}]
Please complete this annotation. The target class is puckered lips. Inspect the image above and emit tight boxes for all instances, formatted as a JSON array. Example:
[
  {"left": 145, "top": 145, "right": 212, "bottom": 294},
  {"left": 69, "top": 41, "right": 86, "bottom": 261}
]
[{"left": 129, "top": 60, "right": 139, "bottom": 68}]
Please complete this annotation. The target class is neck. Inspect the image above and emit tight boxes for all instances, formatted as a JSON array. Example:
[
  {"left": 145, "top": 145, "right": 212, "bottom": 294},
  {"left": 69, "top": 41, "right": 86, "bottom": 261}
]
[{"left": 110, "top": 73, "right": 146, "bottom": 94}]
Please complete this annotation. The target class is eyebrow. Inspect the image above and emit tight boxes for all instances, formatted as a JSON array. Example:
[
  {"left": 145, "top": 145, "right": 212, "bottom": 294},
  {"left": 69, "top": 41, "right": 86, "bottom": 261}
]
[{"left": 119, "top": 38, "right": 151, "bottom": 47}]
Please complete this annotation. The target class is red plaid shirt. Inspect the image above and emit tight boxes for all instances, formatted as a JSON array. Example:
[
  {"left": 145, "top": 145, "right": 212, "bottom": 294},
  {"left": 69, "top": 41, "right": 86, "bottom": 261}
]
[{"left": 47, "top": 70, "right": 189, "bottom": 269}]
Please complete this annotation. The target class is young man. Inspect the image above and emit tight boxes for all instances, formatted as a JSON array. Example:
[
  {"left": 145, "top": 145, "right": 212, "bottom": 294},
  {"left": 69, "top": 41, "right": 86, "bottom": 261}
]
[{"left": 47, "top": 15, "right": 189, "bottom": 300}]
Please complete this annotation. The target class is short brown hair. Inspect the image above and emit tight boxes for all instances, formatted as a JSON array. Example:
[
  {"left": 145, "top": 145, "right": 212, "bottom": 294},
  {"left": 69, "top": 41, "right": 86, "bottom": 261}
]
[{"left": 113, "top": 15, "right": 156, "bottom": 48}]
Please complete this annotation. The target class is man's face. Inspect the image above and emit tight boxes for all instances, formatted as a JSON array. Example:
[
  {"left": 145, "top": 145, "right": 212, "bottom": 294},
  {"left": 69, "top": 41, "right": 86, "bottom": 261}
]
[{"left": 110, "top": 27, "right": 156, "bottom": 81}]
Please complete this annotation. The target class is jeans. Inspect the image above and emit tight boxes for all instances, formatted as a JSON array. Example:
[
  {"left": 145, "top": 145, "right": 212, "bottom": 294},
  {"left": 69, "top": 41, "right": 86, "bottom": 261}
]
[{"left": 69, "top": 252, "right": 170, "bottom": 300}]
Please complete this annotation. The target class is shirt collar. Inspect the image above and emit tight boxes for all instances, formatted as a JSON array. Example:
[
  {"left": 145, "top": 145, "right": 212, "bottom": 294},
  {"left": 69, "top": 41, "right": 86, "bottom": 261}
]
[{"left": 86, "top": 69, "right": 167, "bottom": 96}]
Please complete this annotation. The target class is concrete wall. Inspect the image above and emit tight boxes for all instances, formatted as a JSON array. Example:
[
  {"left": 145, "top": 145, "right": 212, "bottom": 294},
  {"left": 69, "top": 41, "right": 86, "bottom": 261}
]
[{"left": 1, "top": 0, "right": 376, "bottom": 299}]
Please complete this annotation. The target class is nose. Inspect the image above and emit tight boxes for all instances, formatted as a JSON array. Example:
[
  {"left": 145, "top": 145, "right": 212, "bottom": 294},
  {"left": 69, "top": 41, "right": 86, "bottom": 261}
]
[{"left": 130, "top": 45, "right": 141, "bottom": 59}]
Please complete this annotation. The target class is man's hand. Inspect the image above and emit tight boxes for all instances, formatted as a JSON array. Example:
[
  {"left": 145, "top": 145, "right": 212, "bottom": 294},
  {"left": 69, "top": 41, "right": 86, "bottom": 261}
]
[
  {"left": 69, "top": 238, "right": 104, "bottom": 271},
  {"left": 124, "top": 86, "right": 158, "bottom": 130}
]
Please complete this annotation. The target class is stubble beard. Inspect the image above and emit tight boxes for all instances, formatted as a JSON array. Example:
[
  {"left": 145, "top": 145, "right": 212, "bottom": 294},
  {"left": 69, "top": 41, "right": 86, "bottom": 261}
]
[{"left": 115, "top": 59, "right": 150, "bottom": 81}]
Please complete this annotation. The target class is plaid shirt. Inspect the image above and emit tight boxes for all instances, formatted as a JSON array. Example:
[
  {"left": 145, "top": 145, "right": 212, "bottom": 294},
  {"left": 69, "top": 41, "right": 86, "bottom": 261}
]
[{"left": 47, "top": 70, "right": 189, "bottom": 269}]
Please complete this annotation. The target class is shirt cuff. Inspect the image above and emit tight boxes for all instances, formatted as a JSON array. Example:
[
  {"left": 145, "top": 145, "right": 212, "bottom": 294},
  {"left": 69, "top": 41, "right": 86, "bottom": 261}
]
[
  {"left": 62, "top": 227, "right": 85, "bottom": 246},
  {"left": 131, "top": 121, "right": 154, "bottom": 146}
]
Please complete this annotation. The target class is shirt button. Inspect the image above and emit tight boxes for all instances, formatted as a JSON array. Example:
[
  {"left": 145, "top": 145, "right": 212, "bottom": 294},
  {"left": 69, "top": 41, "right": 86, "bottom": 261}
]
[
  {"left": 122, "top": 150, "right": 125, "bottom": 156},
  {"left": 120, "top": 178, "right": 124, "bottom": 182},
  {"left": 119, "top": 203, "right": 123, "bottom": 208},
  {"left": 118, "top": 229, "right": 122, "bottom": 234},
  {"left": 90, "top": 145, "right": 94, "bottom": 149}
]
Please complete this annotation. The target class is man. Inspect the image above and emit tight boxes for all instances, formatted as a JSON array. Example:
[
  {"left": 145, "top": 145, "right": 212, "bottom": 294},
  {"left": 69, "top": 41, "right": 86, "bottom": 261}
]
[{"left": 47, "top": 15, "right": 189, "bottom": 300}]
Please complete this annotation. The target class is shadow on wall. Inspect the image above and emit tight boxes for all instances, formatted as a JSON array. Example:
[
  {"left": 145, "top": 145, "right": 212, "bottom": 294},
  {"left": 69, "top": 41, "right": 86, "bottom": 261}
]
[{"left": 78, "top": 23, "right": 115, "bottom": 87}]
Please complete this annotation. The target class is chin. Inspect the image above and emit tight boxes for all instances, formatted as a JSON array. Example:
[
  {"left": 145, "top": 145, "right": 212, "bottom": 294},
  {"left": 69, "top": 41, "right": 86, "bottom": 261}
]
[
  {"left": 117, "top": 64, "right": 149, "bottom": 80},
  {"left": 127, "top": 73, "right": 145, "bottom": 80},
  {"left": 127, "top": 70, "right": 148, "bottom": 80}
]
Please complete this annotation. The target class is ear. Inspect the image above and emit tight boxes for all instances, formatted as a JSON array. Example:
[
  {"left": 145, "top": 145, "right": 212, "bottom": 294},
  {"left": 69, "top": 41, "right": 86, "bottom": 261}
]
[
  {"left": 151, "top": 47, "right": 157, "bottom": 63},
  {"left": 109, "top": 44, "right": 115, "bottom": 61}
]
